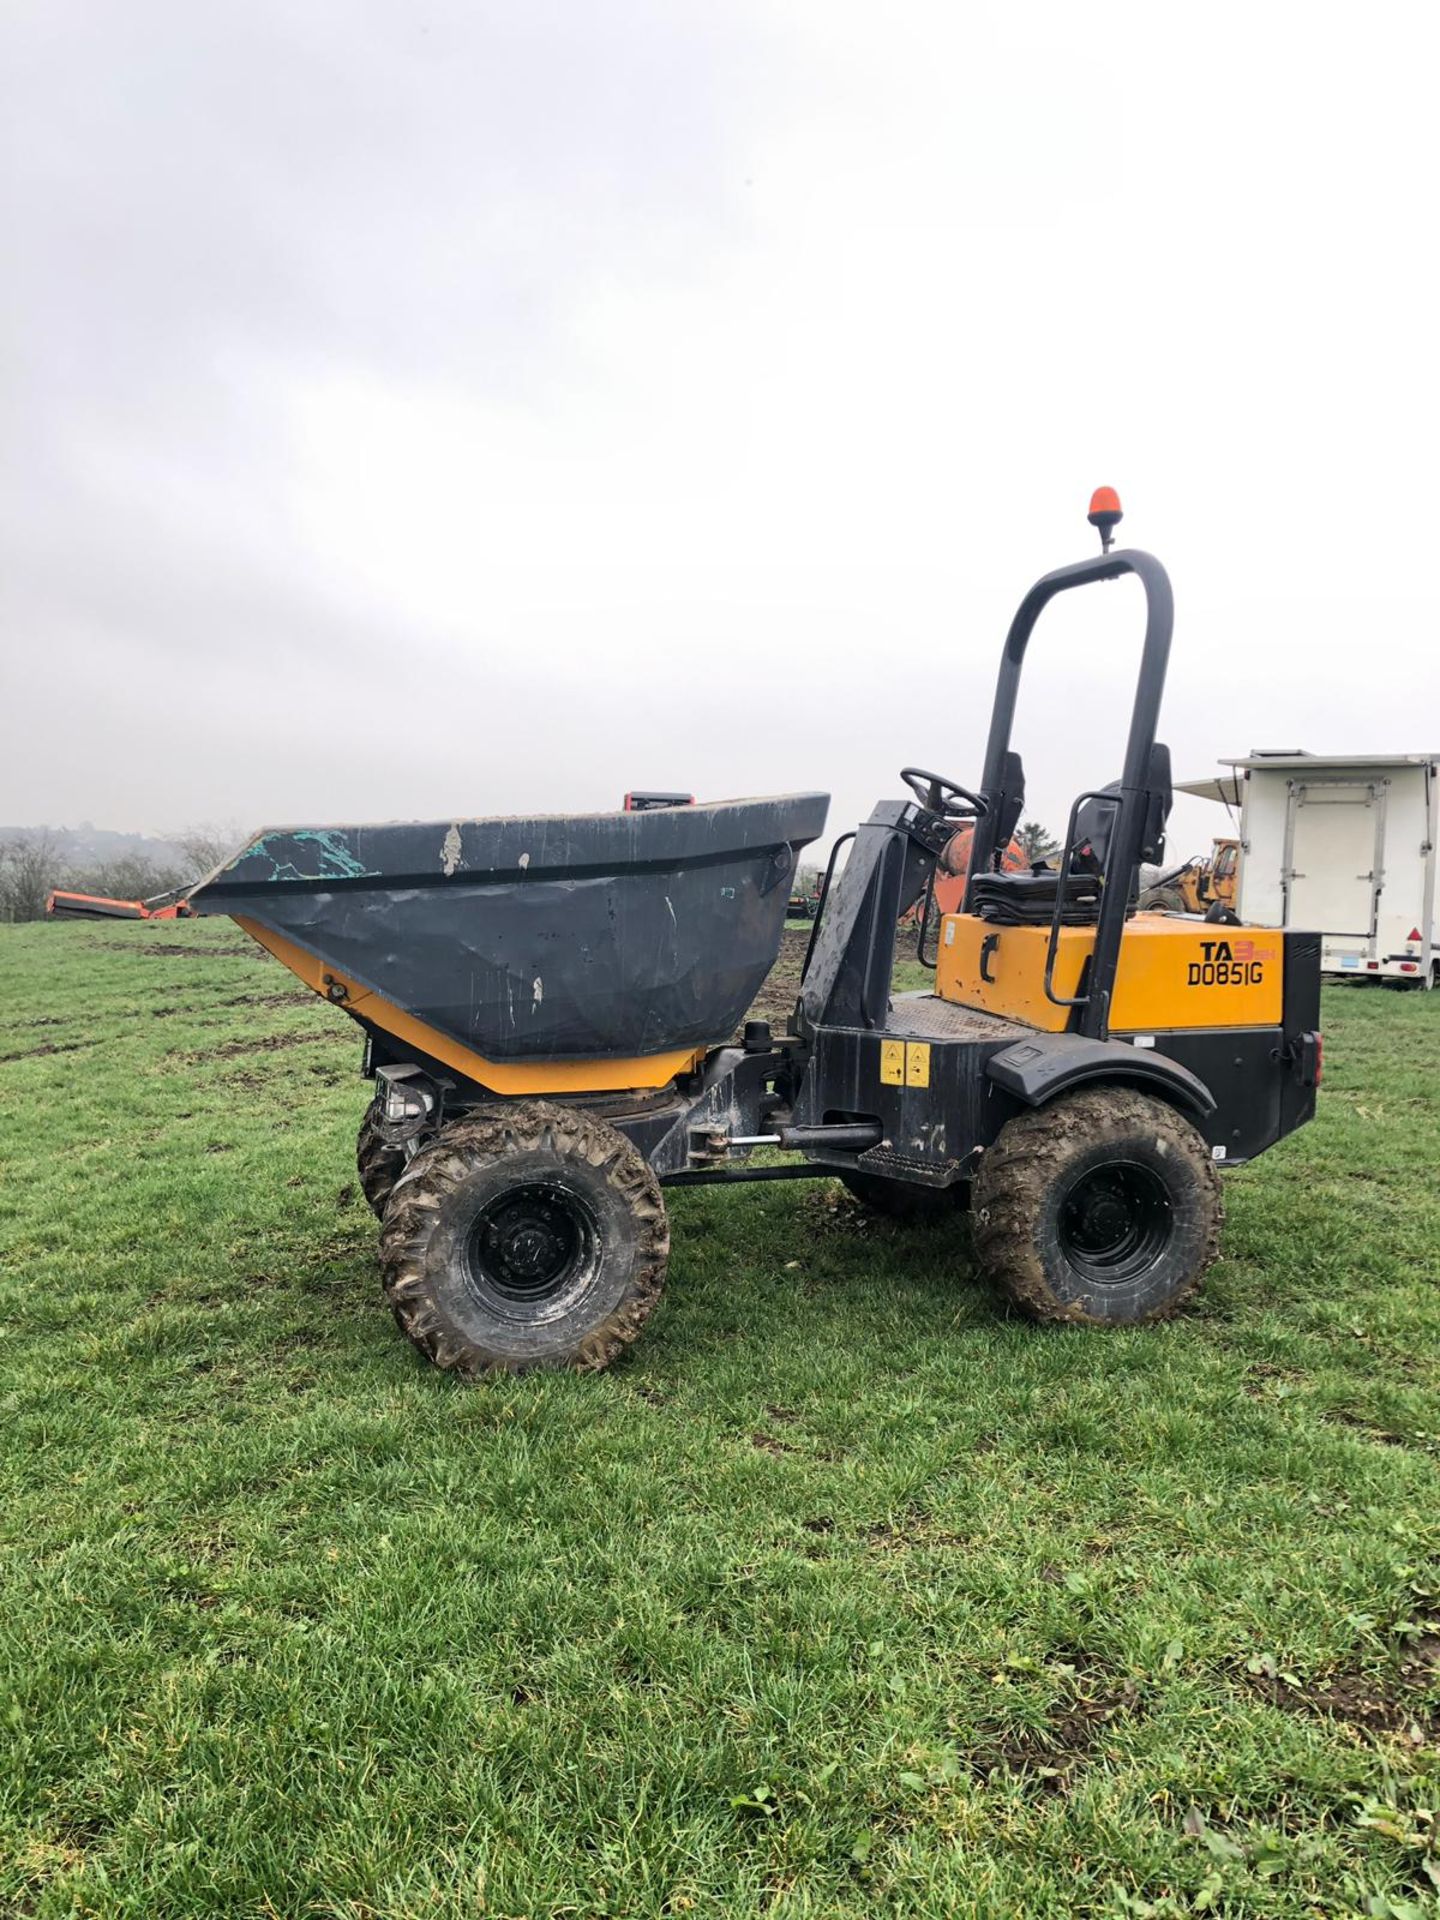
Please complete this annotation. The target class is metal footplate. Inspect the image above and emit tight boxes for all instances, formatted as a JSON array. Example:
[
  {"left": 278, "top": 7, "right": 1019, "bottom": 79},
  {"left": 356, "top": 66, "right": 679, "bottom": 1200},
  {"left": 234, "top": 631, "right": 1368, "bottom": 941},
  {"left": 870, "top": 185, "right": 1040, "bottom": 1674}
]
[{"left": 852, "top": 1143, "right": 969, "bottom": 1188}]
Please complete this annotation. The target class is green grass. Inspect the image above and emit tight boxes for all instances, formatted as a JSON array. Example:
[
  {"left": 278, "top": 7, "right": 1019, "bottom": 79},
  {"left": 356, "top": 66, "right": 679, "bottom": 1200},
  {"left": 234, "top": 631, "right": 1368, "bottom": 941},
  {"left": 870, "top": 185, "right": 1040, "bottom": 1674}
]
[{"left": 1, "top": 920, "right": 1438, "bottom": 1918}]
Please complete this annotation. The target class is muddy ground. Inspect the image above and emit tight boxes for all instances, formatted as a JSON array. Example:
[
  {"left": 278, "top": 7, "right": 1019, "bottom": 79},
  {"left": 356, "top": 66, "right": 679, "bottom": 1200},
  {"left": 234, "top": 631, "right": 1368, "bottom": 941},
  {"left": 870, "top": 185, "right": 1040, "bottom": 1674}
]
[
  {"left": 741, "top": 924, "right": 920, "bottom": 1034},
  {"left": 741, "top": 926, "right": 812, "bottom": 1032}
]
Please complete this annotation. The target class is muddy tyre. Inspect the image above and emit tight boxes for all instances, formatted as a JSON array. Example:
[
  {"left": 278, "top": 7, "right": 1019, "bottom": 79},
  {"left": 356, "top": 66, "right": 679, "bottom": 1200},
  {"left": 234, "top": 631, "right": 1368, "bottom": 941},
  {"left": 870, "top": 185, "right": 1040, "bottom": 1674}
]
[
  {"left": 840, "top": 1171, "right": 967, "bottom": 1222},
  {"left": 378, "top": 1101, "right": 669, "bottom": 1376},
  {"left": 357, "top": 1106, "right": 407, "bottom": 1219},
  {"left": 972, "top": 1088, "right": 1222, "bottom": 1326}
]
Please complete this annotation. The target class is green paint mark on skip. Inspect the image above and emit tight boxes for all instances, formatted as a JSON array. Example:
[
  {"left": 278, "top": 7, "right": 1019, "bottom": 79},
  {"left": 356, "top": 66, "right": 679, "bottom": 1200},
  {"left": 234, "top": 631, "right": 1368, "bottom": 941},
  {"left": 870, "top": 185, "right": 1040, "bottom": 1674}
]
[{"left": 242, "top": 830, "right": 379, "bottom": 883}]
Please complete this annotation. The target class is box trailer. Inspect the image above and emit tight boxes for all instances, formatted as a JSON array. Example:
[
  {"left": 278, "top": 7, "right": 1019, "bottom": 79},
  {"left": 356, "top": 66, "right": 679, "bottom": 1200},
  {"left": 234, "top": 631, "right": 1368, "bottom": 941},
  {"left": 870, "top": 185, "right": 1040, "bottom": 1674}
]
[{"left": 1183, "top": 754, "right": 1439, "bottom": 987}]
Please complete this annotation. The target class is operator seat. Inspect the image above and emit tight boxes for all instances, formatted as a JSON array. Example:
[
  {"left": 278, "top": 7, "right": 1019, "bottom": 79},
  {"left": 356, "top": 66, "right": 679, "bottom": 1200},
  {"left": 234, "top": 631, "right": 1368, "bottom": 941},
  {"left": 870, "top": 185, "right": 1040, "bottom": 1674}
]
[
  {"left": 969, "top": 865, "right": 1103, "bottom": 926},
  {"left": 969, "top": 745, "right": 1173, "bottom": 927}
]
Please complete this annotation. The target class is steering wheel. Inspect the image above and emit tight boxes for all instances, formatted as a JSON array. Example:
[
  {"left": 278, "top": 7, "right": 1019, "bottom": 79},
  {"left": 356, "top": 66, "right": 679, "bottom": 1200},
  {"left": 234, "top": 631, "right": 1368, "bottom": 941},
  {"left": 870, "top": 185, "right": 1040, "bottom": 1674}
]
[{"left": 899, "top": 767, "right": 989, "bottom": 820}]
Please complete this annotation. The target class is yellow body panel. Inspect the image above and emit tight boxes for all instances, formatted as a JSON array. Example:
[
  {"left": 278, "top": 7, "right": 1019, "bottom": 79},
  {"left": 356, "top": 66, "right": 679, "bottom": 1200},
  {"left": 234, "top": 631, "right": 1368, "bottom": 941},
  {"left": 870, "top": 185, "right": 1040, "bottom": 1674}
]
[
  {"left": 935, "top": 911, "right": 1283, "bottom": 1033},
  {"left": 234, "top": 917, "right": 706, "bottom": 1095}
]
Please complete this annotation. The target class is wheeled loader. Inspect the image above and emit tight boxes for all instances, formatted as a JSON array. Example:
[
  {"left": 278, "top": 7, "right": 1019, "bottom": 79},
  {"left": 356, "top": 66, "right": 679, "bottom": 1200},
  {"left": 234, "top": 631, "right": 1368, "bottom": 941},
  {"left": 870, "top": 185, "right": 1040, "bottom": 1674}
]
[
  {"left": 157, "top": 492, "right": 1321, "bottom": 1374},
  {"left": 1138, "top": 838, "right": 1240, "bottom": 918}
]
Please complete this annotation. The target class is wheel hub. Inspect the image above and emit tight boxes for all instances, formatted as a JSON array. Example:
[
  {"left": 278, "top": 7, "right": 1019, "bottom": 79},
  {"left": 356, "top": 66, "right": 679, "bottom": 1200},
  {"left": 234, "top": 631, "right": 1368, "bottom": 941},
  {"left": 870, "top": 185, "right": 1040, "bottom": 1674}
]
[
  {"left": 496, "top": 1221, "right": 563, "bottom": 1278},
  {"left": 1069, "top": 1187, "right": 1131, "bottom": 1252},
  {"left": 1059, "top": 1161, "right": 1171, "bottom": 1280},
  {"left": 471, "top": 1188, "right": 590, "bottom": 1302}
]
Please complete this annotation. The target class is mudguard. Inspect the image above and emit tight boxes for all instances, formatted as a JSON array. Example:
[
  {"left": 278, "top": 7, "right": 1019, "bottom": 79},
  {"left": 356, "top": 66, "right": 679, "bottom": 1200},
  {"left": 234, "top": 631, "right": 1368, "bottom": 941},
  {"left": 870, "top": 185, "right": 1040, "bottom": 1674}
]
[{"left": 986, "top": 1032, "right": 1216, "bottom": 1118}]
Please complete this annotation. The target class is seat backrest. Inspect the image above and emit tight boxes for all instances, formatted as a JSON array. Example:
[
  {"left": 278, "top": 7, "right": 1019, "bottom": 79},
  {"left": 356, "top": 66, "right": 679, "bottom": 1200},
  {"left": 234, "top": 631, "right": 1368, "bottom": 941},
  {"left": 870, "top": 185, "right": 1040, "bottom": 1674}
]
[
  {"left": 1070, "top": 742, "right": 1173, "bottom": 878},
  {"left": 1140, "top": 741, "right": 1172, "bottom": 864},
  {"left": 1071, "top": 784, "right": 1121, "bottom": 877}
]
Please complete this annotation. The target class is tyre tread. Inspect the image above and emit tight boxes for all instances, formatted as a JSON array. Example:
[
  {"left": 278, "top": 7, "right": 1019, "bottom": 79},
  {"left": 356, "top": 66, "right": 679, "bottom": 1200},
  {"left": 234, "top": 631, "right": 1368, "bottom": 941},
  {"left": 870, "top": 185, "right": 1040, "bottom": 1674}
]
[
  {"left": 972, "top": 1088, "right": 1222, "bottom": 1326},
  {"left": 378, "top": 1101, "right": 669, "bottom": 1375},
  {"left": 356, "top": 1107, "right": 407, "bottom": 1219}
]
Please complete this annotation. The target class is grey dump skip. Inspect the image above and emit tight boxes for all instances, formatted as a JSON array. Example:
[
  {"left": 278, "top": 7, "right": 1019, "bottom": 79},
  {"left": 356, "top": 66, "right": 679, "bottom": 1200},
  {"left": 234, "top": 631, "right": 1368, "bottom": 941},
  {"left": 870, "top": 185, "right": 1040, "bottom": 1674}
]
[{"left": 188, "top": 794, "right": 830, "bottom": 1060}]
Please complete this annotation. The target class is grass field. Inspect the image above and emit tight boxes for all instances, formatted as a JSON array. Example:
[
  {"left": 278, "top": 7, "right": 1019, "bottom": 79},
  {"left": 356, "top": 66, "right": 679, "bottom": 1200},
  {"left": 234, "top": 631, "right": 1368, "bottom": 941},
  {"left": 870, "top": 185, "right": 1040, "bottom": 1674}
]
[{"left": 1, "top": 919, "right": 1437, "bottom": 1919}]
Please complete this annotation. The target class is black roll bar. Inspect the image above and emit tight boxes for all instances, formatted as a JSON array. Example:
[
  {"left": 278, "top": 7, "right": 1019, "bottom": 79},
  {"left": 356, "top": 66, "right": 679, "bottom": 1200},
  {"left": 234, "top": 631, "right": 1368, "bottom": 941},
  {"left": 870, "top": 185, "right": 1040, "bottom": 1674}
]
[{"left": 962, "top": 549, "right": 1175, "bottom": 1041}]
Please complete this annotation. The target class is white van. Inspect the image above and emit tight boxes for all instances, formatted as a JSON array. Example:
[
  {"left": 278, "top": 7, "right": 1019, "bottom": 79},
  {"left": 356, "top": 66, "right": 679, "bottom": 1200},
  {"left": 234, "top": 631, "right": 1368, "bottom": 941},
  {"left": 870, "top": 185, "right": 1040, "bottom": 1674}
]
[{"left": 1180, "top": 753, "right": 1438, "bottom": 988}]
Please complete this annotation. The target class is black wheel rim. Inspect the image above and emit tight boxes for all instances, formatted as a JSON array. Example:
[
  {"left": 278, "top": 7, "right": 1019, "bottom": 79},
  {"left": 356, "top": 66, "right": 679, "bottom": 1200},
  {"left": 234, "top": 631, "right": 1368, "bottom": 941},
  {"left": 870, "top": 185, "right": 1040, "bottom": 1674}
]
[
  {"left": 1058, "top": 1160, "right": 1172, "bottom": 1283},
  {"left": 464, "top": 1181, "right": 599, "bottom": 1312}
]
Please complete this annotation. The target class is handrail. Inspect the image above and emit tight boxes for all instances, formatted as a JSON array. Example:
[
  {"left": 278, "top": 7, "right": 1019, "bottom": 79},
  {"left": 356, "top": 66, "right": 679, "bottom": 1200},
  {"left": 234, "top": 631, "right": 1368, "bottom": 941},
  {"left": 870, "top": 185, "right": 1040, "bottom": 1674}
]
[
  {"left": 915, "top": 864, "right": 940, "bottom": 970},
  {"left": 801, "top": 831, "right": 856, "bottom": 980},
  {"left": 1041, "top": 791, "right": 1120, "bottom": 1010}
]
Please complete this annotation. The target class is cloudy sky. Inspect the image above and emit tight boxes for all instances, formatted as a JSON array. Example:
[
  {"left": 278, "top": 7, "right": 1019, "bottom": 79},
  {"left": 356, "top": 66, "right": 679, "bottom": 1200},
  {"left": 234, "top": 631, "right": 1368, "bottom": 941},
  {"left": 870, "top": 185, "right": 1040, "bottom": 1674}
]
[{"left": 3, "top": 0, "right": 1437, "bottom": 862}]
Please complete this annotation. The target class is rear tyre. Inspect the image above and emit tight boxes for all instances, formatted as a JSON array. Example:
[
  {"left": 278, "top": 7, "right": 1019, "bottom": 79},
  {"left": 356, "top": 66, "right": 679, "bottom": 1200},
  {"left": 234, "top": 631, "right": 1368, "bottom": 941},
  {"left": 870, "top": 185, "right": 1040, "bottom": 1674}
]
[
  {"left": 357, "top": 1105, "right": 406, "bottom": 1218},
  {"left": 378, "top": 1101, "right": 669, "bottom": 1376},
  {"left": 972, "top": 1088, "right": 1222, "bottom": 1326},
  {"left": 1138, "top": 885, "right": 1186, "bottom": 913},
  {"left": 840, "top": 1171, "right": 968, "bottom": 1222}
]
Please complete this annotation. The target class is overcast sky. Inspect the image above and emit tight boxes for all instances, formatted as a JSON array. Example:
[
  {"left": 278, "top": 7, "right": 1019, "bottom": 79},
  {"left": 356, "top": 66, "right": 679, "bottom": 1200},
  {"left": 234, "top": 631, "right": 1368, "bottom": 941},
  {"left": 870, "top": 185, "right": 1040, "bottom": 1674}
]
[{"left": 3, "top": 0, "right": 1437, "bottom": 863}]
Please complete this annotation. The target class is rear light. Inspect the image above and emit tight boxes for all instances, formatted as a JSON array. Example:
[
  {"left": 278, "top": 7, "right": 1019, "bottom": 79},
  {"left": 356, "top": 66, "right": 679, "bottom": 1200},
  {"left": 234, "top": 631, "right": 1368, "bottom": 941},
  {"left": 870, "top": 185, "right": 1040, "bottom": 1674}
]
[
  {"left": 1293, "top": 1031, "right": 1323, "bottom": 1088},
  {"left": 375, "top": 1064, "right": 441, "bottom": 1141},
  {"left": 1400, "top": 962, "right": 1418, "bottom": 973},
  {"left": 1366, "top": 961, "right": 1379, "bottom": 970}
]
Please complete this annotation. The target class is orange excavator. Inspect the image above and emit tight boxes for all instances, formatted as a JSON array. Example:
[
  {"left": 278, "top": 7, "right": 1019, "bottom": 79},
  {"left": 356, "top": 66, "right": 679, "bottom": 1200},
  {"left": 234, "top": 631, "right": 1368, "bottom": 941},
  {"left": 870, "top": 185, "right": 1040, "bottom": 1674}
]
[
  {"left": 933, "top": 821, "right": 1028, "bottom": 914},
  {"left": 902, "top": 820, "right": 1027, "bottom": 953}
]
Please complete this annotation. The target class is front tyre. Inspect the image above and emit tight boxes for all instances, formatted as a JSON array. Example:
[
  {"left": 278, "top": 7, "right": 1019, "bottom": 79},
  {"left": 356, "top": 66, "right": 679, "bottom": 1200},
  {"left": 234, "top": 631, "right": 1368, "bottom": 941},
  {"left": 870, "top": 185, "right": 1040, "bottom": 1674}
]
[
  {"left": 379, "top": 1101, "right": 669, "bottom": 1375},
  {"left": 972, "top": 1089, "right": 1221, "bottom": 1326}
]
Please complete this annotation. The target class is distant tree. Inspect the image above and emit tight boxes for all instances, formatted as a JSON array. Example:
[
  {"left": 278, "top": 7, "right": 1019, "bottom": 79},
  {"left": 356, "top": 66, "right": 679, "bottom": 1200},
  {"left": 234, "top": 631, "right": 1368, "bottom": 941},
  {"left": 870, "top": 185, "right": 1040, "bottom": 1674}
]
[
  {"left": 0, "top": 830, "right": 65, "bottom": 922},
  {"left": 0, "top": 823, "right": 229, "bottom": 921},
  {"left": 173, "top": 824, "right": 239, "bottom": 879},
  {"left": 65, "top": 855, "right": 188, "bottom": 901},
  {"left": 1015, "top": 820, "right": 1061, "bottom": 866}
]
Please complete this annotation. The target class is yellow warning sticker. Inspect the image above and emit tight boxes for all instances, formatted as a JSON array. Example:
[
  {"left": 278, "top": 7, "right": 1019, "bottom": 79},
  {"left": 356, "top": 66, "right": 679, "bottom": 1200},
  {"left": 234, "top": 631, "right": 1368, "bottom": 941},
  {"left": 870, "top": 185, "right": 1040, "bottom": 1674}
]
[{"left": 881, "top": 1039, "right": 931, "bottom": 1087}]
